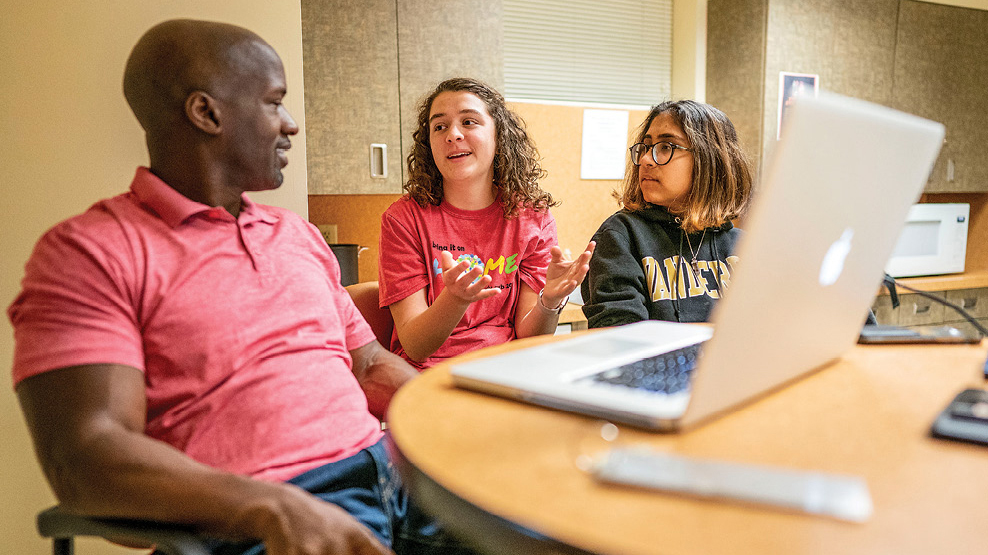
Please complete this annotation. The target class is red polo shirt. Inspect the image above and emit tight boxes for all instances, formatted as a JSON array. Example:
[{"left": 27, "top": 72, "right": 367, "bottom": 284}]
[{"left": 9, "top": 168, "right": 382, "bottom": 481}]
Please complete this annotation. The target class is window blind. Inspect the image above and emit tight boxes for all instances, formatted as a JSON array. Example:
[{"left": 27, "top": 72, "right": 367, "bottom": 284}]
[{"left": 503, "top": 0, "right": 673, "bottom": 106}]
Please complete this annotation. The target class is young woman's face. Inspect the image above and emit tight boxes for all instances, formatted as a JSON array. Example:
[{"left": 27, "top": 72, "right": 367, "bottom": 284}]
[
  {"left": 636, "top": 112, "right": 694, "bottom": 212},
  {"left": 428, "top": 91, "right": 497, "bottom": 190}
]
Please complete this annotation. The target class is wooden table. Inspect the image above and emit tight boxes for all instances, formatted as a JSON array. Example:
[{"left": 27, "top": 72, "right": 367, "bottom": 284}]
[
  {"left": 386, "top": 334, "right": 988, "bottom": 555},
  {"left": 558, "top": 302, "right": 588, "bottom": 332}
]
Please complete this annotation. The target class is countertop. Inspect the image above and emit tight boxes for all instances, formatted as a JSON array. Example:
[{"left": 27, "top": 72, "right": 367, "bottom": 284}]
[{"left": 883, "top": 270, "right": 988, "bottom": 293}]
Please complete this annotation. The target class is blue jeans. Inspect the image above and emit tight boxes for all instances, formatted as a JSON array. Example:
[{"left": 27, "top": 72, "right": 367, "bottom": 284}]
[{"left": 210, "top": 438, "right": 477, "bottom": 555}]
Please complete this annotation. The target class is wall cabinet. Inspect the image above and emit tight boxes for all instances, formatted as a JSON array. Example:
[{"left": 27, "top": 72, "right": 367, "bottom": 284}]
[
  {"left": 302, "top": 0, "right": 401, "bottom": 194},
  {"left": 892, "top": 1, "right": 988, "bottom": 193},
  {"left": 758, "top": 0, "right": 900, "bottom": 173},
  {"left": 708, "top": 0, "right": 988, "bottom": 193},
  {"left": 302, "top": 0, "right": 503, "bottom": 195},
  {"left": 708, "top": 0, "right": 899, "bottom": 177}
]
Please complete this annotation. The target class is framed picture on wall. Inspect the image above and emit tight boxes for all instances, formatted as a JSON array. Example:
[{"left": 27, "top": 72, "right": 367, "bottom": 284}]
[{"left": 777, "top": 72, "right": 819, "bottom": 139}]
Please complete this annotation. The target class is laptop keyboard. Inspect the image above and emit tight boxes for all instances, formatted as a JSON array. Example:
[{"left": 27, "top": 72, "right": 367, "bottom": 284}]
[{"left": 583, "top": 342, "right": 704, "bottom": 394}]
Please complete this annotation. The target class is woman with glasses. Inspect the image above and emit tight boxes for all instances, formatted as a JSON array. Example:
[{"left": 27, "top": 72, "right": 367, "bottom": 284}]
[
  {"left": 378, "top": 77, "right": 595, "bottom": 369},
  {"left": 581, "top": 100, "right": 753, "bottom": 328}
]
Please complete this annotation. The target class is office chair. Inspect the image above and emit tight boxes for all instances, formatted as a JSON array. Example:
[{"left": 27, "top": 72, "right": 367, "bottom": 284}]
[
  {"left": 345, "top": 280, "right": 397, "bottom": 430},
  {"left": 37, "top": 505, "right": 214, "bottom": 555},
  {"left": 345, "top": 281, "right": 394, "bottom": 347}
]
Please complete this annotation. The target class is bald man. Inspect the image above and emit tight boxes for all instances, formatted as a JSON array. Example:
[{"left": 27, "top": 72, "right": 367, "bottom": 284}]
[{"left": 10, "top": 19, "right": 474, "bottom": 555}]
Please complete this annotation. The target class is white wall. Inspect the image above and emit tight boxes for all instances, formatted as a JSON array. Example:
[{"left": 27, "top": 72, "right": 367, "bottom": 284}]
[{"left": 0, "top": 2, "right": 306, "bottom": 553}]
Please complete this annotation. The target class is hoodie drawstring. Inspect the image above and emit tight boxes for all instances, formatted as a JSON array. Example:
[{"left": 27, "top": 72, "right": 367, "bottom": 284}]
[
  {"left": 673, "top": 222, "right": 726, "bottom": 322},
  {"left": 674, "top": 230, "right": 684, "bottom": 322},
  {"left": 711, "top": 231, "right": 724, "bottom": 297}
]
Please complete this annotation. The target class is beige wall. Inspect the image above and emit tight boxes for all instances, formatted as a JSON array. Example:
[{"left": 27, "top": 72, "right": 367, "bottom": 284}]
[
  {"left": 929, "top": 0, "right": 988, "bottom": 8},
  {"left": 672, "top": 0, "right": 708, "bottom": 101},
  {"left": 0, "top": 2, "right": 306, "bottom": 553}
]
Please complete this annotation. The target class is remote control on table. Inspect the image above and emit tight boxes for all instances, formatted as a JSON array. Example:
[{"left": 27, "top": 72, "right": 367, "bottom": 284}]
[{"left": 591, "top": 447, "right": 872, "bottom": 523}]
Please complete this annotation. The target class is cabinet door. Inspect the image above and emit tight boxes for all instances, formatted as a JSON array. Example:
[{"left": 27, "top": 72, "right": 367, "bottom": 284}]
[
  {"left": 871, "top": 294, "right": 897, "bottom": 325},
  {"left": 758, "top": 0, "right": 899, "bottom": 173},
  {"left": 302, "top": 0, "right": 503, "bottom": 195},
  {"left": 944, "top": 288, "right": 988, "bottom": 322},
  {"left": 303, "top": 0, "right": 403, "bottom": 194},
  {"left": 897, "top": 291, "right": 946, "bottom": 327},
  {"left": 893, "top": 1, "right": 988, "bottom": 193},
  {"left": 396, "top": 0, "right": 504, "bottom": 168}
]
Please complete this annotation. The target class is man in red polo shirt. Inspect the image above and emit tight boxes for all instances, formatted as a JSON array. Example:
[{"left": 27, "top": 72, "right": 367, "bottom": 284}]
[{"left": 10, "top": 19, "right": 474, "bottom": 555}]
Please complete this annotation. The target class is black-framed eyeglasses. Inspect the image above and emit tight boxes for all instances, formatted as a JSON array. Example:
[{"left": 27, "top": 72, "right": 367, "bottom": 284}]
[{"left": 629, "top": 142, "right": 692, "bottom": 166}]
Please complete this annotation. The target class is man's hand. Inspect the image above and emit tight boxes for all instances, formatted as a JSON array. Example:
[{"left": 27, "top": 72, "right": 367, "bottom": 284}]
[{"left": 244, "top": 484, "right": 393, "bottom": 555}]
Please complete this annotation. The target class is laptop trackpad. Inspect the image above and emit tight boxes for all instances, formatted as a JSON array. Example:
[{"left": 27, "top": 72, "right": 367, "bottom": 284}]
[{"left": 554, "top": 336, "right": 654, "bottom": 359}]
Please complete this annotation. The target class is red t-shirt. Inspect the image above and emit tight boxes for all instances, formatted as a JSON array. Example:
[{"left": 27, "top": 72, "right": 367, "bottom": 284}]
[
  {"left": 8, "top": 168, "right": 383, "bottom": 482},
  {"left": 378, "top": 196, "right": 557, "bottom": 368}
]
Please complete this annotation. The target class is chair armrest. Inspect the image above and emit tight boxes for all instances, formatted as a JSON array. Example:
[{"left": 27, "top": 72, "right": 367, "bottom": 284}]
[{"left": 37, "top": 505, "right": 216, "bottom": 555}]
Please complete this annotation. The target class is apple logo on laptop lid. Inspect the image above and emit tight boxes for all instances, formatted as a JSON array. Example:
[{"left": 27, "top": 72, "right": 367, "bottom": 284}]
[{"left": 820, "top": 228, "right": 854, "bottom": 286}]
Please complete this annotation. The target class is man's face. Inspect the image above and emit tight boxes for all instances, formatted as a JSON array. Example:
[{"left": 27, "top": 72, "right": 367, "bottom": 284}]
[{"left": 214, "top": 42, "right": 299, "bottom": 192}]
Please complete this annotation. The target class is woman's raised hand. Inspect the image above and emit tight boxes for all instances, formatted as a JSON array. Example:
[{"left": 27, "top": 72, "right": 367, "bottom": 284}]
[
  {"left": 439, "top": 250, "right": 500, "bottom": 304},
  {"left": 541, "top": 241, "right": 596, "bottom": 308}
]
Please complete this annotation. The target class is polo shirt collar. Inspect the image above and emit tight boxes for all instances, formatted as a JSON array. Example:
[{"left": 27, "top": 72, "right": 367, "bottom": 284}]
[{"left": 130, "top": 167, "right": 280, "bottom": 228}]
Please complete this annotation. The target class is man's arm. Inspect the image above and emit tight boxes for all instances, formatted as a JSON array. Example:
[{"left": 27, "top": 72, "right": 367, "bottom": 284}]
[
  {"left": 349, "top": 341, "right": 419, "bottom": 419},
  {"left": 17, "top": 363, "right": 391, "bottom": 555}
]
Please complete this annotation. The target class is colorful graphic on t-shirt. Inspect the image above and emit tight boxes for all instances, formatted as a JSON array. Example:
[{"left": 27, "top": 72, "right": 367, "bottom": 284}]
[
  {"left": 430, "top": 241, "right": 519, "bottom": 281},
  {"left": 456, "top": 253, "right": 484, "bottom": 283},
  {"left": 456, "top": 253, "right": 484, "bottom": 270}
]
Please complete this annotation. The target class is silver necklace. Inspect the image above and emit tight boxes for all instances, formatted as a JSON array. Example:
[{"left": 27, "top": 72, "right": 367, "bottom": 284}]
[{"left": 685, "top": 229, "right": 706, "bottom": 273}]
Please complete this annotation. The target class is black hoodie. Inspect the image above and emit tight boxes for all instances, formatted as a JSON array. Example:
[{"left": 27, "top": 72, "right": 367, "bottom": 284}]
[{"left": 581, "top": 205, "right": 741, "bottom": 328}]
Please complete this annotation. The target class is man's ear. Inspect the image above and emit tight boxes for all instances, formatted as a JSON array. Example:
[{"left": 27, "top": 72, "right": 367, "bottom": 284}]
[{"left": 185, "top": 91, "right": 222, "bottom": 135}]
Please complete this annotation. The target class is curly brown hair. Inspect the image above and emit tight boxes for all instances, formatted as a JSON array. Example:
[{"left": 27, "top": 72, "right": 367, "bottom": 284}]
[
  {"left": 621, "top": 100, "right": 753, "bottom": 232},
  {"left": 404, "top": 77, "right": 556, "bottom": 219}
]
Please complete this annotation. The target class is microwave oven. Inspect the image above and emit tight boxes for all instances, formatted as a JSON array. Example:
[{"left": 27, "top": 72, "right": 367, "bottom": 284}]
[{"left": 885, "top": 203, "right": 969, "bottom": 278}]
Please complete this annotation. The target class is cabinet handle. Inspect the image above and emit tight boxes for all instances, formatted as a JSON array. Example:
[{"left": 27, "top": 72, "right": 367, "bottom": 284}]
[
  {"left": 913, "top": 304, "right": 930, "bottom": 315},
  {"left": 947, "top": 158, "right": 955, "bottom": 182},
  {"left": 962, "top": 297, "right": 977, "bottom": 309},
  {"left": 370, "top": 144, "right": 388, "bottom": 179}
]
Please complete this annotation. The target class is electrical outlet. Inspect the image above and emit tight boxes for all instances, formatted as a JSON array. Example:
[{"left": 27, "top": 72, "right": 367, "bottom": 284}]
[{"left": 317, "top": 224, "right": 337, "bottom": 244}]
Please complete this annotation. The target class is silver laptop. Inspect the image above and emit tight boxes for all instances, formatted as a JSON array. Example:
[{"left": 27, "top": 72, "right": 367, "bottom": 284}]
[{"left": 451, "top": 92, "right": 945, "bottom": 431}]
